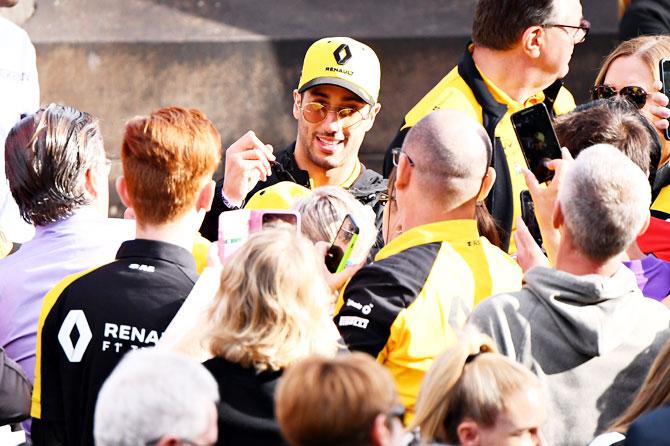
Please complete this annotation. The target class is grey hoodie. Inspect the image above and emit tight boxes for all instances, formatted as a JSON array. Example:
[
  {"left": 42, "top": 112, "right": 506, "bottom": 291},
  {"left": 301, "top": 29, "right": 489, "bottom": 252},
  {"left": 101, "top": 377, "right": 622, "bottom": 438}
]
[{"left": 469, "top": 266, "right": 670, "bottom": 446}]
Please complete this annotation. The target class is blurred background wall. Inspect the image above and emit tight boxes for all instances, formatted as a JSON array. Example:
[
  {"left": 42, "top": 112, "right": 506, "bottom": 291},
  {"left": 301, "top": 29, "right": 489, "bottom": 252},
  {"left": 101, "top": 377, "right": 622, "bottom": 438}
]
[{"left": 2, "top": 0, "right": 619, "bottom": 216}]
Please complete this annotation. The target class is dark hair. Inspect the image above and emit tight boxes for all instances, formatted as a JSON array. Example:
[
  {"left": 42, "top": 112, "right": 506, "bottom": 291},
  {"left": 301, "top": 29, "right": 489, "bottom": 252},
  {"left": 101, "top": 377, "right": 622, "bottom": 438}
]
[
  {"left": 555, "top": 99, "right": 654, "bottom": 180},
  {"left": 5, "top": 103, "right": 104, "bottom": 226},
  {"left": 476, "top": 203, "right": 503, "bottom": 249},
  {"left": 472, "top": 0, "right": 555, "bottom": 50}
]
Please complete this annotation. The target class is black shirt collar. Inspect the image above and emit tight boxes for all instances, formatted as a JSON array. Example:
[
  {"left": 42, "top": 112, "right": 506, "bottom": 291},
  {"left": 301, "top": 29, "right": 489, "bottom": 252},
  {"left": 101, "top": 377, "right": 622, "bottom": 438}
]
[{"left": 116, "top": 239, "right": 198, "bottom": 273}]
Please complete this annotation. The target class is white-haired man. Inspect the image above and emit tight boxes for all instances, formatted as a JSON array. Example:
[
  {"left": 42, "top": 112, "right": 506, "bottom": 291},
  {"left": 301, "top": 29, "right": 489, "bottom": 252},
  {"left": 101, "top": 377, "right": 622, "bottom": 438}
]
[
  {"left": 469, "top": 144, "right": 670, "bottom": 445},
  {"left": 94, "top": 349, "right": 219, "bottom": 446}
]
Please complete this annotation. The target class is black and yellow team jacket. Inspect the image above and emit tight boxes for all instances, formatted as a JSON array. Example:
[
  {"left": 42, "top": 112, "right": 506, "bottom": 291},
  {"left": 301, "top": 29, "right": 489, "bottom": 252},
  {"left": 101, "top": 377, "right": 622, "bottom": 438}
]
[
  {"left": 382, "top": 44, "right": 576, "bottom": 251},
  {"left": 333, "top": 220, "right": 522, "bottom": 420},
  {"left": 31, "top": 240, "right": 197, "bottom": 446}
]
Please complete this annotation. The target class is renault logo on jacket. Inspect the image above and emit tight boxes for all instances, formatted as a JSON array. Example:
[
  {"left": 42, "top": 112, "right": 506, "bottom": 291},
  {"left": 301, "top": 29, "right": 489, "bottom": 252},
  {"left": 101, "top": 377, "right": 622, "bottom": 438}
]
[{"left": 58, "top": 310, "right": 92, "bottom": 362}]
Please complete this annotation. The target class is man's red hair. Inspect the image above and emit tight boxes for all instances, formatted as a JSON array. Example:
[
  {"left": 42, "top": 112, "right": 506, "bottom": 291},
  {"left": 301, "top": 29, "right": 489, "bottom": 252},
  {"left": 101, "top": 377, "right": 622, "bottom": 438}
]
[{"left": 121, "top": 107, "right": 221, "bottom": 225}]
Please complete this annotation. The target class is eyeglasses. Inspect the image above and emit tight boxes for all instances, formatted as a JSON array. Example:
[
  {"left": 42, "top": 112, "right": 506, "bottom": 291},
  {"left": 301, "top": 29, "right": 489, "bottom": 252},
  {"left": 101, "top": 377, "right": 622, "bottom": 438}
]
[
  {"left": 543, "top": 18, "right": 590, "bottom": 44},
  {"left": 300, "top": 102, "right": 368, "bottom": 128},
  {"left": 590, "top": 84, "right": 649, "bottom": 109},
  {"left": 391, "top": 148, "right": 415, "bottom": 167},
  {"left": 378, "top": 190, "right": 395, "bottom": 204}
]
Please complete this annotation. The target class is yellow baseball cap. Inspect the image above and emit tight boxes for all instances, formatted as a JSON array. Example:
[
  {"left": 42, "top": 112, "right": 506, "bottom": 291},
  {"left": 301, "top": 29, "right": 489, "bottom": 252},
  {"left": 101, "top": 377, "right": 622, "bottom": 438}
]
[
  {"left": 297, "top": 37, "right": 381, "bottom": 105},
  {"left": 245, "top": 182, "right": 312, "bottom": 210}
]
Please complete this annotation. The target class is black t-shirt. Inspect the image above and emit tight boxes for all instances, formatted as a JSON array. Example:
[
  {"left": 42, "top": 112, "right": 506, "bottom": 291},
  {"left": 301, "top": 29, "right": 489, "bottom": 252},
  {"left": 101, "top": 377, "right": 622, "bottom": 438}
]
[
  {"left": 202, "top": 357, "right": 287, "bottom": 446},
  {"left": 32, "top": 239, "right": 198, "bottom": 446}
]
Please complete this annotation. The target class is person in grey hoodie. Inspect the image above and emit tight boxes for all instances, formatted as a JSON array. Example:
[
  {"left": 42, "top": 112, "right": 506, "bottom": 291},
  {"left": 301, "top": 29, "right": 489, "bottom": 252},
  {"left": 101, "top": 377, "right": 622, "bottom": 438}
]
[{"left": 469, "top": 144, "right": 670, "bottom": 446}]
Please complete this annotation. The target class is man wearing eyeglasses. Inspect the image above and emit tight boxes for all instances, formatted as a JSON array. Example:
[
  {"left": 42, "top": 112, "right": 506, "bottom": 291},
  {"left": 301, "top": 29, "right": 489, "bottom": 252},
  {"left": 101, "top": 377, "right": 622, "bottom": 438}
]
[
  {"left": 382, "top": 0, "right": 586, "bottom": 252},
  {"left": 199, "top": 37, "right": 386, "bottom": 242},
  {"left": 334, "top": 109, "right": 523, "bottom": 422}
]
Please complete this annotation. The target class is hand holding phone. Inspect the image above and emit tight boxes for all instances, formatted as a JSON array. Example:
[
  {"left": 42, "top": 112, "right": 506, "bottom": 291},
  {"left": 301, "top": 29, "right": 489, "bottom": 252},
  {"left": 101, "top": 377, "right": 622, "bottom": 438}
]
[
  {"left": 660, "top": 58, "right": 670, "bottom": 141},
  {"left": 520, "top": 190, "right": 543, "bottom": 248},
  {"left": 325, "top": 214, "right": 360, "bottom": 274},
  {"left": 511, "top": 103, "right": 562, "bottom": 183}
]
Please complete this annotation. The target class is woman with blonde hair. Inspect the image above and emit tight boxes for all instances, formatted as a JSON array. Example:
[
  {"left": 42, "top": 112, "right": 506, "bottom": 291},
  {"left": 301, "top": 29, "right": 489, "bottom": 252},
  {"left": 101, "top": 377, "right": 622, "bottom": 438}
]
[
  {"left": 591, "top": 35, "right": 670, "bottom": 189},
  {"left": 410, "top": 330, "right": 546, "bottom": 446},
  {"left": 294, "top": 185, "right": 377, "bottom": 262},
  {"left": 202, "top": 228, "right": 340, "bottom": 446}
]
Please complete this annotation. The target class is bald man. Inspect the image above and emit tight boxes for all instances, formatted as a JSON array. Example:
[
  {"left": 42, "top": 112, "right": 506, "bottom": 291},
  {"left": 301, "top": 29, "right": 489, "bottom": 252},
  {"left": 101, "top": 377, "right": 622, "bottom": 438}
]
[{"left": 334, "top": 109, "right": 523, "bottom": 420}]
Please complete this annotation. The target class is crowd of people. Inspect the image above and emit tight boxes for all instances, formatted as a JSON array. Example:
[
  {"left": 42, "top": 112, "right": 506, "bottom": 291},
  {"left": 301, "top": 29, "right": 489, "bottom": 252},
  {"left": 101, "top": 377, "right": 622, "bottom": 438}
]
[{"left": 2, "top": 0, "right": 670, "bottom": 445}]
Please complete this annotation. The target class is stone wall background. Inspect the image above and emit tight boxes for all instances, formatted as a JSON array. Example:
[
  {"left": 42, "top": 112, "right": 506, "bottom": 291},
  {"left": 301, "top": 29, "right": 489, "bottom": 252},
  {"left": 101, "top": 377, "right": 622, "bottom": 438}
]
[{"left": 2, "top": 0, "right": 619, "bottom": 216}]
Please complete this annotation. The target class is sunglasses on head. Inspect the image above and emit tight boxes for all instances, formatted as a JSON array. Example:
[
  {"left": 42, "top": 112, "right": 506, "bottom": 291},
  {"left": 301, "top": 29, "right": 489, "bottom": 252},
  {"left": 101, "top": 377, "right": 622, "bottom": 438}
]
[{"left": 590, "top": 85, "right": 649, "bottom": 109}]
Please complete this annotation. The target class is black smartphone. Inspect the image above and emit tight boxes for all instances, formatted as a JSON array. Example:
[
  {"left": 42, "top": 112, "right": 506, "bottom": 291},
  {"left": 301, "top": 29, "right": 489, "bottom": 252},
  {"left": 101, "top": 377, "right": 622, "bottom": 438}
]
[
  {"left": 660, "top": 58, "right": 670, "bottom": 141},
  {"left": 520, "top": 190, "right": 543, "bottom": 248},
  {"left": 325, "top": 214, "right": 360, "bottom": 274},
  {"left": 511, "top": 103, "right": 562, "bottom": 183}
]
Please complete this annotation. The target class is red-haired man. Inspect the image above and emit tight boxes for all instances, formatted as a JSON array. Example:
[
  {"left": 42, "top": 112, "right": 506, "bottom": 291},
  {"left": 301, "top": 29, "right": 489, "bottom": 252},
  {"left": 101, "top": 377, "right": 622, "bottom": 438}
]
[{"left": 31, "top": 107, "right": 221, "bottom": 446}]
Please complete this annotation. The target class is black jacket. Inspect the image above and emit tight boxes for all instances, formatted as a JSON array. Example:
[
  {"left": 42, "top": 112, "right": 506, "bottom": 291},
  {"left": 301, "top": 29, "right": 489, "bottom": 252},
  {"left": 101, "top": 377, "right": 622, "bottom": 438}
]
[
  {"left": 200, "top": 142, "right": 387, "bottom": 243},
  {"left": 202, "top": 357, "right": 287, "bottom": 446},
  {"left": 31, "top": 240, "right": 196, "bottom": 446},
  {"left": 619, "top": 0, "right": 670, "bottom": 41}
]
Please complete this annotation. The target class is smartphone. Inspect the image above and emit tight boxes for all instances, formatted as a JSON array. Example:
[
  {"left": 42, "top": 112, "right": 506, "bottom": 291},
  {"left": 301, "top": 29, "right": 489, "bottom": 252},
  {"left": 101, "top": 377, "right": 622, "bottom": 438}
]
[
  {"left": 511, "top": 103, "right": 562, "bottom": 183},
  {"left": 325, "top": 214, "right": 360, "bottom": 274},
  {"left": 218, "top": 209, "right": 300, "bottom": 262},
  {"left": 520, "top": 190, "right": 543, "bottom": 248},
  {"left": 660, "top": 58, "right": 670, "bottom": 141}
]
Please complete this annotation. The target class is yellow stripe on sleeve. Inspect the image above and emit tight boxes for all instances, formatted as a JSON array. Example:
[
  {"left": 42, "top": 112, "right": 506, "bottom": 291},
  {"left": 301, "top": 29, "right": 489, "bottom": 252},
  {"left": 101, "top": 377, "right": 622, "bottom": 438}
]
[{"left": 31, "top": 267, "right": 99, "bottom": 419}]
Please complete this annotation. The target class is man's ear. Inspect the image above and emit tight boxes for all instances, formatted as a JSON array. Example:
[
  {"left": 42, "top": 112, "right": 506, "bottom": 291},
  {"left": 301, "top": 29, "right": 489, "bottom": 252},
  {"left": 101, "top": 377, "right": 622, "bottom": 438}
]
[
  {"left": 84, "top": 166, "right": 101, "bottom": 199},
  {"left": 476, "top": 166, "right": 496, "bottom": 202},
  {"left": 552, "top": 200, "right": 564, "bottom": 230},
  {"left": 196, "top": 179, "right": 216, "bottom": 212},
  {"left": 369, "top": 414, "right": 392, "bottom": 446},
  {"left": 155, "top": 436, "right": 179, "bottom": 446},
  {"left": 292, "top": 89, "right": 302, "bottom": 120},
  {"left": 393, "top": 154, "right": 412, "bottom": 192},
  {"left": 361, "top": 102, "right": 382, "bottom": 132},
  {"left": 457, "top": 419, "right": 481, "bottom": 446},
  {"left": 521, "top": 25, "right": 544, "bottom": 59},
  {"left": 116, "top": 176, "right": 132, "bottom": 208}
]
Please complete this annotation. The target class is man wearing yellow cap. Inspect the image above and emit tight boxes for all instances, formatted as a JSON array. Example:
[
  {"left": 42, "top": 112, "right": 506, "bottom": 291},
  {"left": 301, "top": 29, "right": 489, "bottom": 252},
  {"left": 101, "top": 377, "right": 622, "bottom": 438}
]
[{"left": 200, "top": 37, "right": 386, "bottom": 241}]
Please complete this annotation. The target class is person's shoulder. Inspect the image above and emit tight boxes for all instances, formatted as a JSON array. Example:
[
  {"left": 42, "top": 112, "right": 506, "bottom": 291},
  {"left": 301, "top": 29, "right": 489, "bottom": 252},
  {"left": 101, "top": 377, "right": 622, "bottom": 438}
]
[
  {"left": 343, "top": 251, "right": 428, "bottom": 308},
  {"left": 480, "top": 238, "right": 520, "bottom": 267},
  {"left": 474, "top": 289, "right": 524, "bottom": 315},
  {"left": 625, "top": 405, "right": 670, "bottom": 446},
  {"left": 403, "top": 66, "right": 480, "bottom": 129},
  {"left": 554, "top": 86, "right": 577, "bottom": 115},
  {"left": 350, "top": 166, "right": 386, "bottom": 193},
  {"left": 0, "top": 16, "right": 28, "bottom": 39}
]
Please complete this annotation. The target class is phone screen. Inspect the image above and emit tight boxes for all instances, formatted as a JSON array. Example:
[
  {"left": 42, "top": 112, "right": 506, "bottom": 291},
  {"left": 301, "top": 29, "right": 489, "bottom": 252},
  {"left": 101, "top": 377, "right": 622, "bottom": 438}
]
[
  {"left": 661, "top": 59, "right": 670, "bottom": 141},
  {"left": 261, "top": 212, "right": 298, "bottom": 228},
  {"left": 520, "top": 190, "right": 543, "bottom": 248},
  {"left": 325, "top": 214, "right": 360, "bottom": 274},
  {"left": 511, "top": 103, "right": 562, "bottom": 183}
]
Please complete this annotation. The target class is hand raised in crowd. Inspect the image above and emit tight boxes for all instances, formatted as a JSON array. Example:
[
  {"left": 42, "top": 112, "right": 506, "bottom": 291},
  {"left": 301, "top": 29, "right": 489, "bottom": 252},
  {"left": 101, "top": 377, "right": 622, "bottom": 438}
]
[
  {"left": 513, "top": 216, "right": 549, "bottom": 272},
  {"left": 314, "top": 241, "right": 364, "bottom": 312},
  {"left": 649, "top": 80, "right": 670, "bottom": 131},
  {"left": 522, "top": 147, "right": 574, "bottom": 265},
  {"left": 222, "top": 131, "right": 275, "bottom": 204}
]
